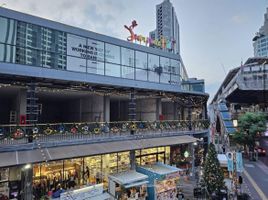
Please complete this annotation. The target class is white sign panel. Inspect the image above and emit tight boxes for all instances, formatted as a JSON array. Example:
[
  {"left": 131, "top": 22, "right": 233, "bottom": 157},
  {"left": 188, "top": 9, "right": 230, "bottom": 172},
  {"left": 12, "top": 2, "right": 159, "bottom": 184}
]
[{"left": 67, "top": 34, "right": 87, "bottom": 58}]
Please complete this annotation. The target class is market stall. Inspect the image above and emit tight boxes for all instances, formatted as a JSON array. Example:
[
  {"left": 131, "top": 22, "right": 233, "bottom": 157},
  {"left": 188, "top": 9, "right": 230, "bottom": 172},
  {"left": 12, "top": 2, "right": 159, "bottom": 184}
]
[
  {"left": 136, "top": 162, "right": 182, "bottom": 200},
  {"left": 108, "top": 170, "right": 148, "bottom": 200}
]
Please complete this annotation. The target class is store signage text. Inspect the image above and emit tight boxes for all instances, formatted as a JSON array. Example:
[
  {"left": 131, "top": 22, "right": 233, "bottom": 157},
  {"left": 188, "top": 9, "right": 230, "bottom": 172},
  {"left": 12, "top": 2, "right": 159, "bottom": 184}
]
[{"left": 124, "top": 20, "right": 176, "bottom": 51}]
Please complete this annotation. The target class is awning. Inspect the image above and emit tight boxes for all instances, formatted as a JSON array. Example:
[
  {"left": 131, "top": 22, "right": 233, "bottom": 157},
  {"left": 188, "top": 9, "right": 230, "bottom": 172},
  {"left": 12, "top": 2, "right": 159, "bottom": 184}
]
[
  {"left": 0, "top": 135, "right": 197, "bottom": 167},
  {"left": 109, "top": 170, "right": 148, "bottom": 185},
  {"left": 217, "top": 154, "right": 227, "bottom": 167},
  {"left": 125, "top": 181, "right": 149, "bottom": 188}
]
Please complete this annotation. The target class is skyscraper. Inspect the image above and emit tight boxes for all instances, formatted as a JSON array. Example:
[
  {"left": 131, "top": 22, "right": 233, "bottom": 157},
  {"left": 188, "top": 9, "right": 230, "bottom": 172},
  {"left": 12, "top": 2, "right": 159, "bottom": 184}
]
[
  {"left": 253, "top": 8, "right": 268, "bottom": 57},
  {"left": 150, "top": 0, "right": 180, "bottom": 55}
]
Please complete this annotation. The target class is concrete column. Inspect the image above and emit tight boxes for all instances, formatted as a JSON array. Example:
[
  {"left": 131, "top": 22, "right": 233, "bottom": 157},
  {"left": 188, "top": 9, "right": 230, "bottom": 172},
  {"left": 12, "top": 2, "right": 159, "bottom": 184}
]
[
  {"left": 103, "top": 95, "right": 110, "bottom": 122},
  {"left": 21, "top": 165, "right": 33, "bottom": 200},
  {"left": 162, "top": 101, "right": 177, "bottom": 120},
  {"left": 136, "top": 98, "right": 158, "bottom": 121},
  {"left": 81, "top": 95, "right": 106, "bottom": 122},
  {"left": 156, "top": 98, "right": 162, "bottom": 120},
  {"left": 16, "top": 89, "right": 27, "bottom": 124}
]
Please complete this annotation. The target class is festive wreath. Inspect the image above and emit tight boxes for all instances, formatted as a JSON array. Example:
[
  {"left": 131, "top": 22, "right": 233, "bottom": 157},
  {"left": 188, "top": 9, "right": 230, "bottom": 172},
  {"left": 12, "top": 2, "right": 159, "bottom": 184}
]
[
  {"left": 44, "top": 127, "right": 53, "bottom": 135},
  {"left": 130, "top": 123, "right": 137, "bottom": 131},
  {"left": 70, "top": 126, "right": 78, "bottom": 134},
  {"left": 94, "top": 127, "right": 100, "bottom": 134},
  {"left": 32, "top": 127, "right": 39, "bottom": 134},
  {"left": 13, "top": 128, "right": 24, "bottom": 139},
  {"left": 81, "top": 125, "right": 89, "bottom": 134}
]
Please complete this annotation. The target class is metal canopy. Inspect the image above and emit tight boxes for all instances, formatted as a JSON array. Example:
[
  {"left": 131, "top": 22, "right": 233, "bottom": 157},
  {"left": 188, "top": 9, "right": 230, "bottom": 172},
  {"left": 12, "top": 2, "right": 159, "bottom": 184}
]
[{"left": 0, "top": 135, "right": 197, "bottom": 168}]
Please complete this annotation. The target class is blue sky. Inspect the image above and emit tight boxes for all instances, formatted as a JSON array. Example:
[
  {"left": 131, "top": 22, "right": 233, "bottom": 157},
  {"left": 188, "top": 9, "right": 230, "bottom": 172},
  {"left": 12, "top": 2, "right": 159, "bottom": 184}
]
[{"left": 2, "top": 0, "right": 268, "bottom": 101}]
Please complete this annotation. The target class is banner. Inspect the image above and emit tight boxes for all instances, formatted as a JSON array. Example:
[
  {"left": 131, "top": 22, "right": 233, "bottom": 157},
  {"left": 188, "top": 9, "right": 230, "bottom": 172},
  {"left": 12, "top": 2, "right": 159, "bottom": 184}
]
[
  {"left": 236, "top": 152, "right": 243, "bottom": 172},
  {"left": 227, "top": 152, "right": 233, "bottom": 172}
]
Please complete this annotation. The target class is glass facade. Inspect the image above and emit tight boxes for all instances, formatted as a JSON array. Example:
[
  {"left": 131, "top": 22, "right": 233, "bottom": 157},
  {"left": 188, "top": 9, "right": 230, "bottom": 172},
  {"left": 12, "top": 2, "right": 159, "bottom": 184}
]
[{"left": 0, "top": 16, "right": 182, "bottom": 86}]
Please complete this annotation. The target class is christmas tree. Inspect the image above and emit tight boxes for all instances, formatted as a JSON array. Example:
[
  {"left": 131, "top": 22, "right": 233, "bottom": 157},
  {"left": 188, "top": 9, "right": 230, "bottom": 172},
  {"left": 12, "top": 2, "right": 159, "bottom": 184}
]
[{"left": 202, "top": 143, "right": 226, "bottom": 196}]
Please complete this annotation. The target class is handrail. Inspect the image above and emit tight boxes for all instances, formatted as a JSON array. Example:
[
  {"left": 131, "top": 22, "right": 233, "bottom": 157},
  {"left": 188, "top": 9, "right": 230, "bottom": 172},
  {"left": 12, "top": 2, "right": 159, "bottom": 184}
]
[{"left": 0, "top": 120, "right": 209, "bottom": 143}]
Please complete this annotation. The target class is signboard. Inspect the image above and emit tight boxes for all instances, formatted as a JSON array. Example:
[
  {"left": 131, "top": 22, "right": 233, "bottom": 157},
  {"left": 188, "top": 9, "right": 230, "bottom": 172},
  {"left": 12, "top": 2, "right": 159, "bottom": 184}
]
[
  {"left": 60, "top": 184, "right": 103, "bottom": 200},
  {"left": 226, "top": 152, "right": 234, "bottom": 172},
  {"left": 124, "top": 20, "right": 175, "bottom": 51},
  {"left": 236, "top": 152, "right": 243, "bottom": 172},
  {"left": 66, "top": 34, "right": 105, "bottom": 73}
]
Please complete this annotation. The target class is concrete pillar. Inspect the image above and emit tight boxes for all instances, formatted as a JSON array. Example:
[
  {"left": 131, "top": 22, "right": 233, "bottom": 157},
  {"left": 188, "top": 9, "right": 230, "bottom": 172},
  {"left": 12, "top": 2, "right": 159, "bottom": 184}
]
[
  {"left": 162, "top": 101, "right": 177, "bottom": 120},
  {"left": 81, "top": 95, "right": 109, "bottom": 122},
  {"left": 21, "top": 165, "right": 33, "bottom": 200},
  {"left": 156, "top": 98, "right": 162, "bottom": 120},
  {"left": 16, "top": 89, "right": 27, "bottom": 124},
  {"left": 104, "top": 95, "right": 110, "bottom": 122},
  {"left": 136, "top": 98, "right": 158, "bottom": 121}
]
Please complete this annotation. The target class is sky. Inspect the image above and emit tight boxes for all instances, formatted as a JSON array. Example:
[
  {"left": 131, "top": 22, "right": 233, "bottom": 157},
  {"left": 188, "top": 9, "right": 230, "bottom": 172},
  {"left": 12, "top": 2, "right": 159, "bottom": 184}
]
[{"left": 1, "top": 0, "right": 268, "bottom": 102}]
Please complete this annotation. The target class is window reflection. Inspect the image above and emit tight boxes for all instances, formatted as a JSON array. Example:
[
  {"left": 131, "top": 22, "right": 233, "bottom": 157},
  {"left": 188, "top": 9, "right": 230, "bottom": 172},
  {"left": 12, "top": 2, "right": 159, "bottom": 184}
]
[
  {"left": 148, "top": 70, "right": 159, "bottom": 83},
  {"left": 105, "top": 63, "right": 121, "bottom": 77},
  {"left": 160, "top": 57, "right": 170, "bottom": 73},
  {"left": 122, "top": 66, "right": 134, "bottom": 79},
  {"left": 148, "top": 54, "right": 159, "bottom": 71},
  {"left": 121, "top": 47, "right": 134, "bottom": 67},
  {"left": 135, "top": 51, "right": 147, "bottom": 69},
  {"left": 87, "top": 60, "right": 104, "bottom": 75},
  {"left": 0, "top": 44, "right": 15, "bottom": 63},
  {"left": 160, "top": 73, "right": 171, "bottom": 84},
  {"left": 170, "top": 59, "right": 180, "bottom": 74},
  {"left": 105, "top": 43, "right": 120, "bottom": 64},
  {"left": 136, "top": 68, "right": 148, "bottom": 81},
  {"left": 0, "top": 17, "right": 17, "bottom": 45}
]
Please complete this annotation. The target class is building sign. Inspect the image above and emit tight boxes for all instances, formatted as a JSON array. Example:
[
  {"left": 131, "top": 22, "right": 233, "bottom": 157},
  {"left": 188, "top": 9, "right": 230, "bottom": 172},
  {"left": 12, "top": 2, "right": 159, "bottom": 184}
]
[
  {"left": 124, "top": 20, "right": 175, "bottom": 51},
  {"left": 67, "top": 34, "right": 105, "bottom": 72}
]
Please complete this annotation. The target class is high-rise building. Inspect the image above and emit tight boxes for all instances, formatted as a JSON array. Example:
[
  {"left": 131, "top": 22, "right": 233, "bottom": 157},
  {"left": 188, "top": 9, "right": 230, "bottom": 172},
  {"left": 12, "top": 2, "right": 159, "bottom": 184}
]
[
  {"left": 253, "top": 8, "right": 268, "bottom": 57},
  {"left": 150, "top": 0, "right": 180, "bottom": 55}
]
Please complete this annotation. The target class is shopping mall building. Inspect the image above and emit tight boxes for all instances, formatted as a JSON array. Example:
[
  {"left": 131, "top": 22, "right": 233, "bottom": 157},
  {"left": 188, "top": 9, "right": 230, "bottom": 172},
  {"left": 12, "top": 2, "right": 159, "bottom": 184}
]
[{"left": 0, "top": 7, "right": 209, "bottom": 200}]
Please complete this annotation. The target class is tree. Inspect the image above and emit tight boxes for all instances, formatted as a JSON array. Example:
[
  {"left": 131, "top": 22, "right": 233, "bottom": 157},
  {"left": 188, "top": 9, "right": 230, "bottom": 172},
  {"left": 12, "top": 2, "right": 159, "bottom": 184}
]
[
  {"left": 232, "top": 112, "right": 266, "bottom": 152},
  {"left": 202, "top": 143, "right": 225, "bottom": 196}
]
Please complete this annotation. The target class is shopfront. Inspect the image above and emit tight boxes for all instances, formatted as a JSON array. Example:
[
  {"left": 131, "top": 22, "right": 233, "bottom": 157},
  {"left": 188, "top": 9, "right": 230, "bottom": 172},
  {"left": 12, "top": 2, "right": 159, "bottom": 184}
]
[
  {"left": 108, "top": 170, "right": 148, "bottom": 200},
  {"left": 136, "top": 163, "right": 182, "bottom": 200},
  {"left": 135, "top": 146, "right": 170, "bottom": 166}
]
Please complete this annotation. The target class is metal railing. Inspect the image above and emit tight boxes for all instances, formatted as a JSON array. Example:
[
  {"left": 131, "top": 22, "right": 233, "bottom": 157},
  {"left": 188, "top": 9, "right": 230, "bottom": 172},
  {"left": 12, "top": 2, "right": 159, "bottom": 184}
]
[{"left": 0, "top": 120, "right": 209, "bottom": 150}]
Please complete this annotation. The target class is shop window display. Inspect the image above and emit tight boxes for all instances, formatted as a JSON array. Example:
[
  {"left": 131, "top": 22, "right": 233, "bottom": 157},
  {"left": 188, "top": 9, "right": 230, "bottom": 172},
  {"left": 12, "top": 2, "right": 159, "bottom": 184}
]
[
  {"left": 170, "top": 144, "right": 191, "bottom": 169},
  {"left": 0, "top": 168, "right": 9, "bottom": 199},
  {"left": 84, "top": 155, "right": 102, "bottom": 185},
  {"left": 117, "top": 152, "right": 130, "bottom": 172}
]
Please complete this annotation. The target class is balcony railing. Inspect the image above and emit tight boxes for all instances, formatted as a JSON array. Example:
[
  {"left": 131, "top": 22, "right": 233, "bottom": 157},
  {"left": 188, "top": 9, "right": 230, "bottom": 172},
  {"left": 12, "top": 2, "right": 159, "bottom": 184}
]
[{"left": 0, "top": 120, "right": 209, "bottom": 151}]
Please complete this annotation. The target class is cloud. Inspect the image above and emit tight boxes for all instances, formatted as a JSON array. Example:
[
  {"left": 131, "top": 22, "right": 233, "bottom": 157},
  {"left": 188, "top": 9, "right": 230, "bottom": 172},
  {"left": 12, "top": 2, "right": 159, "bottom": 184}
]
[
  {"left": 3, "top": 0, "right": 126, "bottom": 38},
  {"left": 231, "top": 15, "right": 247, "bottom": 24}
]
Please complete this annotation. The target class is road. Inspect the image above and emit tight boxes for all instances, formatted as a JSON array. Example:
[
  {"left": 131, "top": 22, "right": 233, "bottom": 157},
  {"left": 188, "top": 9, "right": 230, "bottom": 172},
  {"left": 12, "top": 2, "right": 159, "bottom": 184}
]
[{"left": 243, "top": 159, "right": 268, "bottom": 200}]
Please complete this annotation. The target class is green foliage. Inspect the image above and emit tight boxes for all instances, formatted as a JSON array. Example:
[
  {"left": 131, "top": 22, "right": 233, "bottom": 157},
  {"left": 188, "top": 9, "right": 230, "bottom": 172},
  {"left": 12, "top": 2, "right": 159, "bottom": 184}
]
[
  {"left": 233, "top": 112, "right": 266, "bottom": 148},
  {"left": 203, "top": 143, "right": 225, "bottom": 195}
]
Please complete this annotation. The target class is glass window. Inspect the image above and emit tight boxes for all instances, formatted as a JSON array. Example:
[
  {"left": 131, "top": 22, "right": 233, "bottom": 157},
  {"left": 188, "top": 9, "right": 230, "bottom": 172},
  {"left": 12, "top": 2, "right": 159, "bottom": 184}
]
[
  {"left": 84, "top": 156, "right": 102, "bottom": 185},
  {"left": 67, "top": 56, "right": 86, "bottom": 72},
  {"left": 36, "top": 161, "right": 64, "bottom": 191},
  {"left": 0, "top": 17, "right": 17, "bottom": 45},
  {"left": 64, "top": 158, "right": 83, "bottom": 186},
  {"left": 121, "top": 47, "right": 134, "bottom": 67},
  {"left": 148, "top": 54, "right": 159, "bottom": 71},
  {"left": 87, "top": 38, "right": 104, "bottom": 62},
  {"left": 118, "top": 152, "right": 130, "bottom": 172},
  {"left": 67, "top": 34, "right": 87, "bottom": 58},
  {"left": 102, "top": 153, "right": 118, "bottom": 188},
  {"left": 170, "top": 59, "right": 180, "bottom": 74},
  {"left": 135, "top": 51, "right": 147, "bottom": 69},
  {"left": 87, "top": 60, "right": 104, "bottom": 75},
  {"left": 148, "top": 70, "right": 159, "bottom": 83},
  {"left": 42, "top": 51, "right": 66, "bottom": 69},
  {"left": 136, "top": 68, "right": 148, "bottom": 81},
  {"left": 0, "top": 44, "right": 15, "bottom": 63},
  {"left": 122, "top": 66, "right": 134, "bottom": 79},
  {"left": 160, "top": 57, "right": 170, "bottom": 73},
  {"left": 170, "top": 74, "right": 180, "bottom": 85},
  {"left": 105, "top": 63, "right": 121, "bottom": 77},
  {"left": 105, "top": 43, "right": 120, "bottom": 64},
  {"left": 160, "top": 73, "right": 170, "bottom": 84}
]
